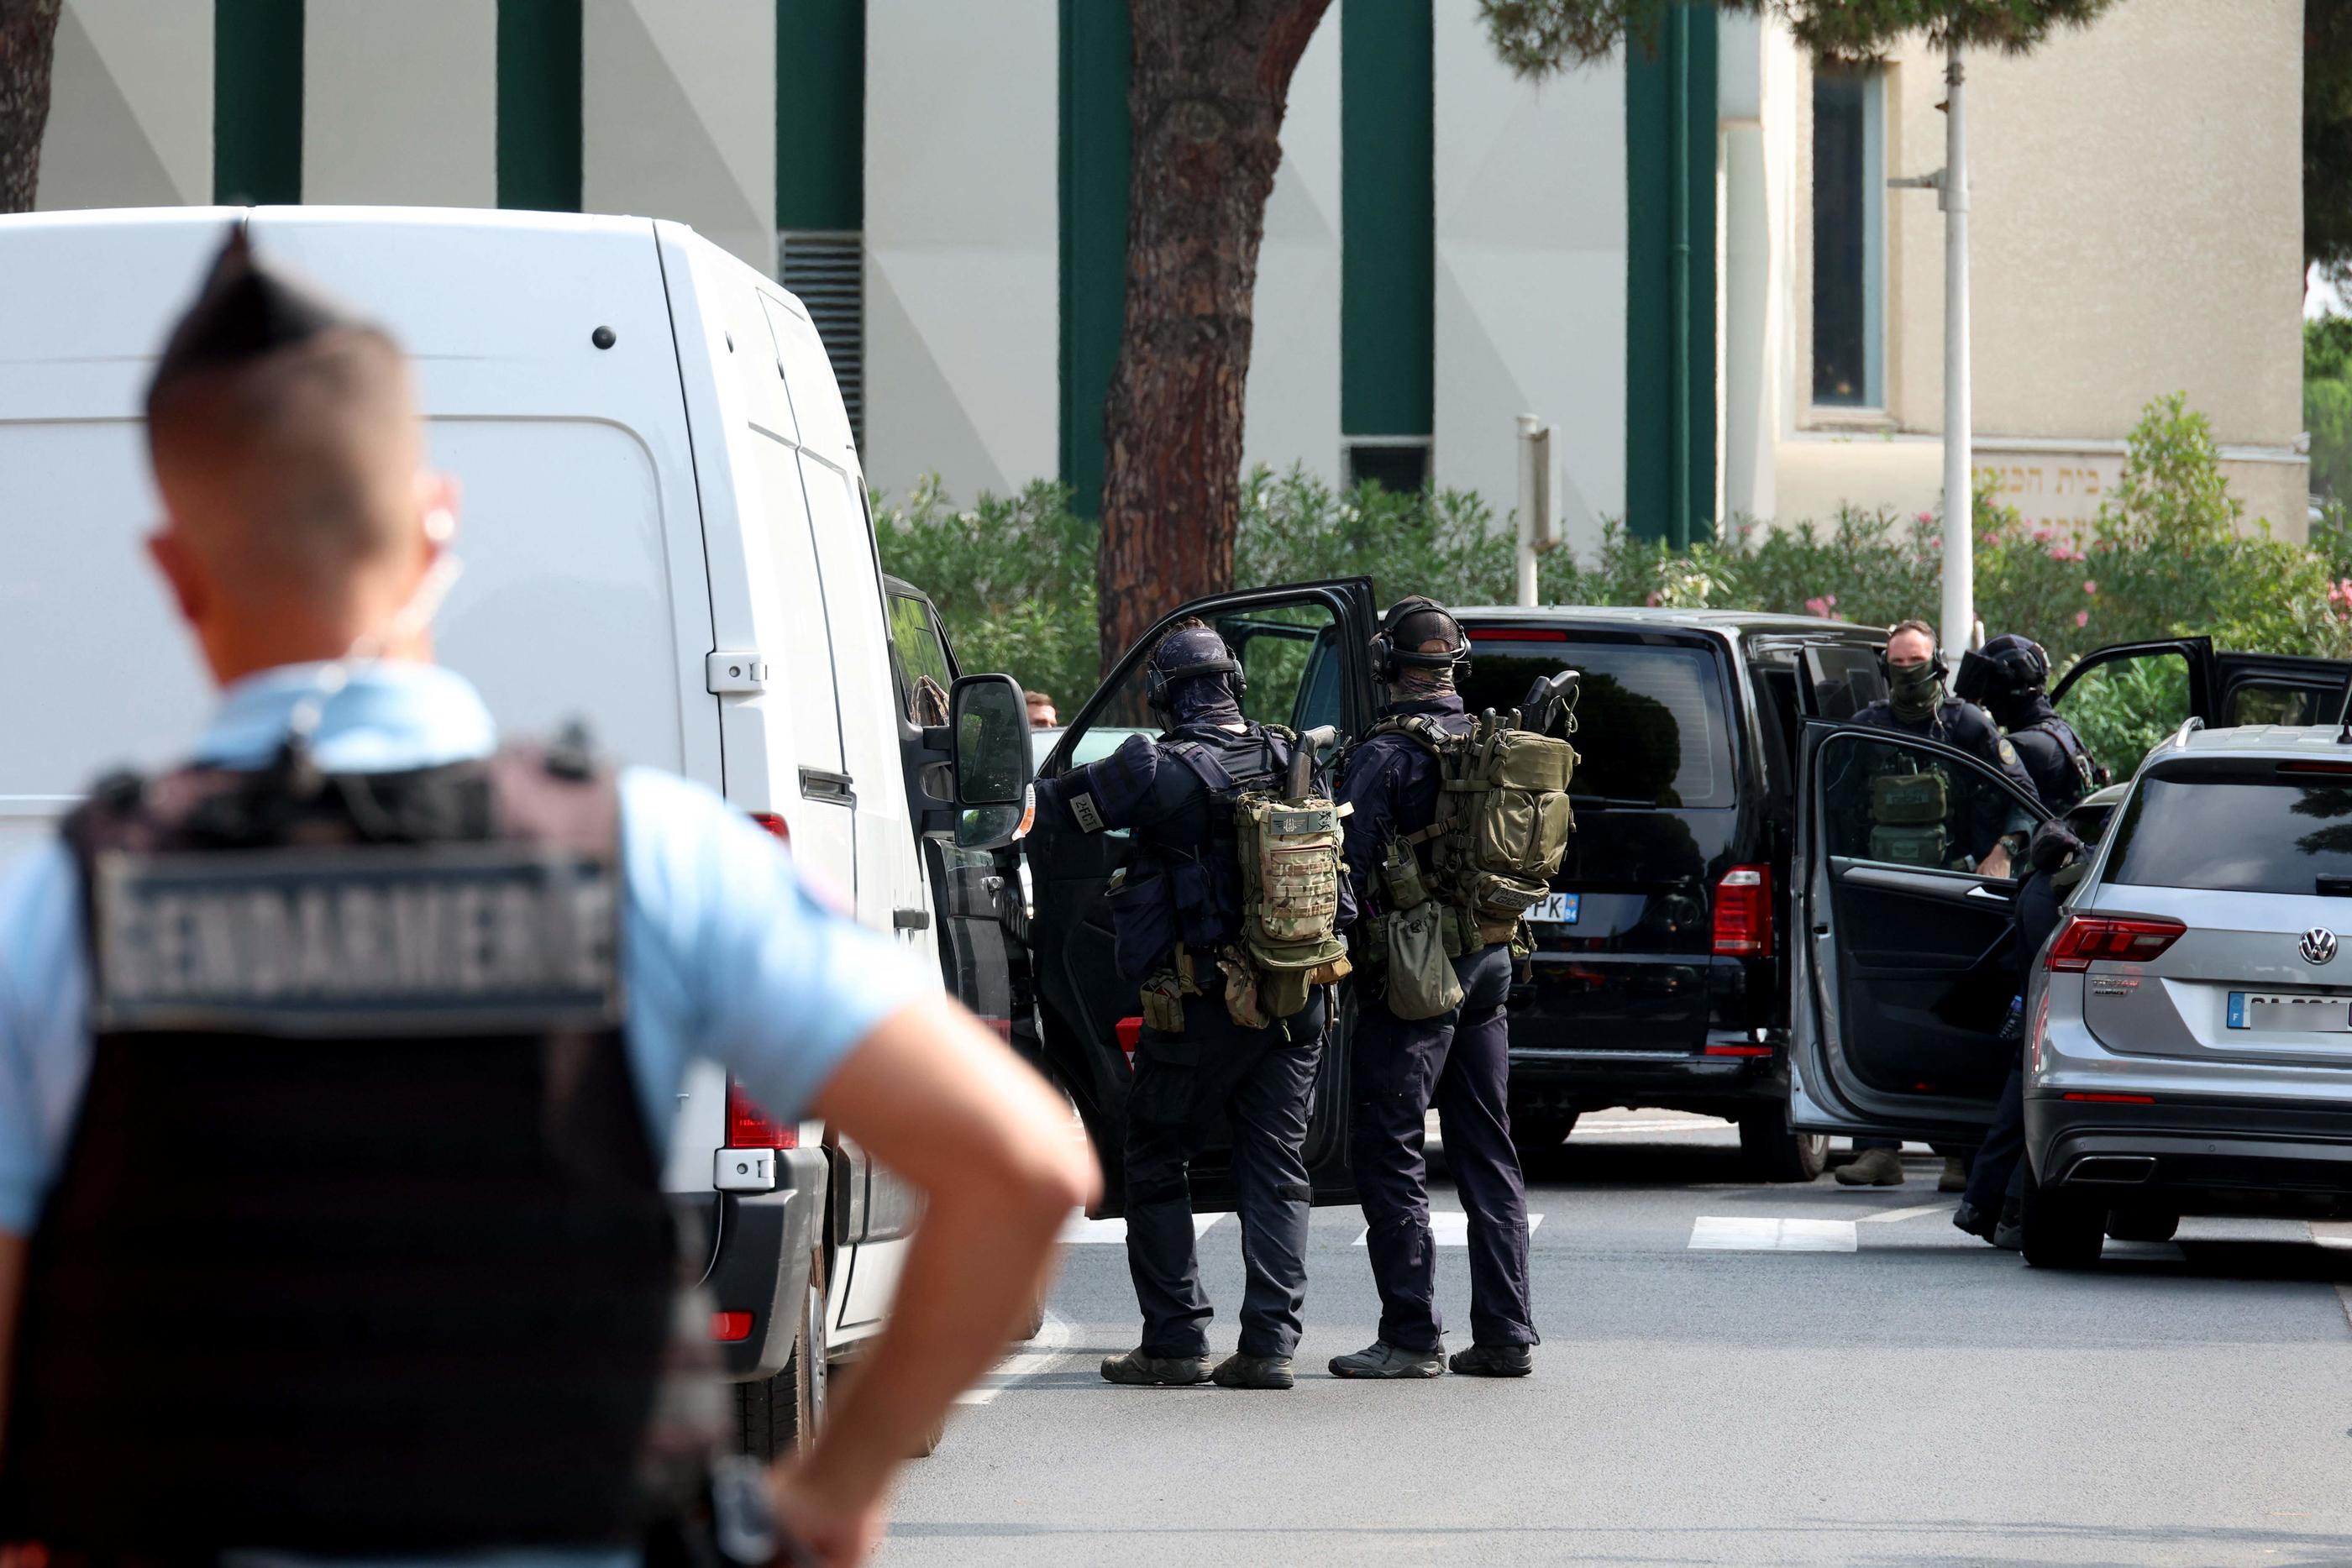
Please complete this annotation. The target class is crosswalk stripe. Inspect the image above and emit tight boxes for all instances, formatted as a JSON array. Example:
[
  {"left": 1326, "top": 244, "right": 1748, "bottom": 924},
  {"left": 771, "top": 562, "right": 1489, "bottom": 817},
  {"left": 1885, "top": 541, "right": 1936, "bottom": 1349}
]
[
  {"left": 2311, "top": 1220, "right": 2352, "bottom": 1250},
  {"left": 954, "top": 1308, "right": 1074, "bottom": 1406},
  {"left": 1059, "top": 1214, "right": 1223, "bottom": 1245},
  {"left": 1688, "top": 1216, "right": 1857, "bottom": 1251},
  {"left": 1857, "top": 1201, "right": 1955, "bottom": 1225},
  {"left": 1350, "top": 1213, "right": 1546, "bottom": 1247}
]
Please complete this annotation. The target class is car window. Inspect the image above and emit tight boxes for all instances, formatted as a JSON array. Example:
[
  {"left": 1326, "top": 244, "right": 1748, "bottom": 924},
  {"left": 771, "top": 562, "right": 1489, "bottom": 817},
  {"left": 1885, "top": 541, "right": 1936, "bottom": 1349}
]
[
  {"left": 2105, "top": 763, "right": 2352, "bottom": 894},
  {"left": 2055, "top": 649, "right": 2188, "bottom": 782},
  {"left": 886, "top": 591, "right": 953, "bottom": 725},
  {"left": 1816, "top": 729, "right": 2036, "bottom": 873},
  {"left": 1803, "top": 644, "right": 1887, "bottom": 721},
  {"left": 1063, "top": 596, "right": 1341, "bottom": 759},
  {"left": 2227, "top": 679, "right": 2329, "bottom": 728},
  {"left": 1460, "top": 640, "right": 1735, "bottom": 809}
]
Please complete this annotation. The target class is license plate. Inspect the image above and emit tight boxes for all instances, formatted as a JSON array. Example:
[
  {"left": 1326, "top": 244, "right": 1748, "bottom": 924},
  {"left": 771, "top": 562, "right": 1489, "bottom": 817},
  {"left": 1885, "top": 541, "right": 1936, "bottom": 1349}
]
[
  {"left": 1531, "top": 891, "right": 1579, "bottom": 926},
  {"left": 2226, "top": 991, "right": 2352, "bottom": 1031}
]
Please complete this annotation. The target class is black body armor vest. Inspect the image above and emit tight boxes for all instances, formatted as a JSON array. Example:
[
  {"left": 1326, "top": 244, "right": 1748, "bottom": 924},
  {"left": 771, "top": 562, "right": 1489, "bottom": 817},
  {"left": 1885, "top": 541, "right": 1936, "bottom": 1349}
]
[{"left": 2, "top": 747, "right": 720, "bottom": 1555}]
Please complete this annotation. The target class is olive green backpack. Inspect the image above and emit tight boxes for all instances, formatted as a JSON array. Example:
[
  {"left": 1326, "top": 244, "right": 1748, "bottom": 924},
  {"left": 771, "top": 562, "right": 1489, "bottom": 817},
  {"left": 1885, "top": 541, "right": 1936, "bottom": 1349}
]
[{"left": 1378, "top": 709, "right": 1581, "bottom": 952}]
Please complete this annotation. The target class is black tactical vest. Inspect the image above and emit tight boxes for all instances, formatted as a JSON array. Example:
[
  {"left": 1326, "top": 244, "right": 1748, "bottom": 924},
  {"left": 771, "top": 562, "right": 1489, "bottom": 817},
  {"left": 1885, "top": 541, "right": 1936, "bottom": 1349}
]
[
  {"left": 2, "top": 746, "right": 721, "bottom": 1555},
  {"left": 1157, "top": 726, "right": 1291, "bottom": 948}
]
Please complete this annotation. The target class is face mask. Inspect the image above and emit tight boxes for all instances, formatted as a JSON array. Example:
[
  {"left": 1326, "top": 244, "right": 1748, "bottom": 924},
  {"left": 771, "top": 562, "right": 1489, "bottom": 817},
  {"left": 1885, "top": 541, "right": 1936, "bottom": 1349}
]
[{"left": 1888, "top": 659, "right": 1945, "bottom": 723}]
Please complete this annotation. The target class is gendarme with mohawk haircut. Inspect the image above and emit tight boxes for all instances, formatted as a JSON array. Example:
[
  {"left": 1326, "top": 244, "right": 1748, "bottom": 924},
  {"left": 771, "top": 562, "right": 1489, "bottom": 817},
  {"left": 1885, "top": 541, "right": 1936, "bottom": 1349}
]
[{"left": 0, "top": 226, "right": 1093, "bottom": 1567}]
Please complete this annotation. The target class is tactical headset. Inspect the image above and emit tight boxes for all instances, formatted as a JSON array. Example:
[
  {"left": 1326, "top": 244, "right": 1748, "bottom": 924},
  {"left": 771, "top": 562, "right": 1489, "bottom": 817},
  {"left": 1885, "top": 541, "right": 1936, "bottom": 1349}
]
[
  {"left": 1372, "top": 596, "right": 1473, "bottom": 683},
  {"left": 1144, "top": 626, "right": 1247, "bottom": 716}
]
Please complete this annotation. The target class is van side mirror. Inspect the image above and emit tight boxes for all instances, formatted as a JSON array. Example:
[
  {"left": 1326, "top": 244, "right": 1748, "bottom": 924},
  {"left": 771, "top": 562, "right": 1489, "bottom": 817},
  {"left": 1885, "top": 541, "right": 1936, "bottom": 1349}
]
[{"left": 948, "top": 674, "right": 1035, "bottom": 850}]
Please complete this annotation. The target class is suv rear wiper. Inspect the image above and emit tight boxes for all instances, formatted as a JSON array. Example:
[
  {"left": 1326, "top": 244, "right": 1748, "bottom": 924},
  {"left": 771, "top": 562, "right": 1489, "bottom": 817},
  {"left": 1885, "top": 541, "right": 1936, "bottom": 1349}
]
[{"left": 1570, "top": 794, "right": 1661, "bottom": 811}]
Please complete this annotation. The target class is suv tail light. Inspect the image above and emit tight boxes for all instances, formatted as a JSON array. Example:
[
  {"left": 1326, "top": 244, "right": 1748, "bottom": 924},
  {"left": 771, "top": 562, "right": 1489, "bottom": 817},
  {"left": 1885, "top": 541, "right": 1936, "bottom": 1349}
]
[
  {"left": 2045, "top": 915, "right": 2185, "bottom": 971},
  {"left": 1712, "top": 866, "right": 1772, "bottom": 957},
  {"left": 748, "top": 812, "right": 790, "bottom": 842},
  {"left": 725, "top": 1077, "right": 798, "bottom": 1150}
]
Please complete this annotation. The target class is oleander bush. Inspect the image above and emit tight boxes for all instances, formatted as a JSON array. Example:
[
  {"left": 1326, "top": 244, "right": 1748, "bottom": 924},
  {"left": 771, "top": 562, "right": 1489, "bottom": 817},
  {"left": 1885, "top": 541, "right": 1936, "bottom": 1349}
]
[{"left": 876, "top": 393, "right": 2352, "bottom": 716}]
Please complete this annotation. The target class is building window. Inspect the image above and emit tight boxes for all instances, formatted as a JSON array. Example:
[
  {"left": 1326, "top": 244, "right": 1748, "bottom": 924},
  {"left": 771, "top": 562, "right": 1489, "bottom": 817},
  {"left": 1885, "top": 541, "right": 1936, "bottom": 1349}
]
[
  {"left": 1347, "top": 439, "right": 1431, "bottom": 494},
  {"left": 1811, "top": 64, "right": 1884, "bottom": 410},
  {"left": 781, "top": 230, "right": 864, "bottom": 449}
]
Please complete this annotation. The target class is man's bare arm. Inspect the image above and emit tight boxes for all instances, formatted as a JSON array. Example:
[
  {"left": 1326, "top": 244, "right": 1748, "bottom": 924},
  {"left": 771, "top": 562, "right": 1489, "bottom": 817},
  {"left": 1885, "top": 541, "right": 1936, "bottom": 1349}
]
[{"left": 774, "top": 993, "right": 1097, "bottom": 1557}]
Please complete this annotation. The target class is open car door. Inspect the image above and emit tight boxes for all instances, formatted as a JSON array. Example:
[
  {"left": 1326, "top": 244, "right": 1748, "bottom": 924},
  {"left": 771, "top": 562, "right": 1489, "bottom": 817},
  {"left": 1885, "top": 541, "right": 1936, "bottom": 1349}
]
[
  {"left": 1021, "top": 579, "right": 1379, "bottom": 1215},
  {"left": 1788, "top": 720, "right": 2050, "bottom": 1144},
  {"left": 2051, "top": 637, "right": 2352, "bottom": 785},
  {"left": 1798, "top": 643, "right": 1889, "bottom": 720}
]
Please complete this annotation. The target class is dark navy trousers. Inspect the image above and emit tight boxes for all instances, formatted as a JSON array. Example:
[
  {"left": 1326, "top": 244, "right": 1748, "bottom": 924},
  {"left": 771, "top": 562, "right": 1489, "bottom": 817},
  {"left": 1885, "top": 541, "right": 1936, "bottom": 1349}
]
[
  {"left": 1125, "top": 992, "right": 1325, "bottom": 1360},
  {"left": 1351, "top": 942, "right": 1536, "bottom": 1352},
  {"left": 1963, "top": 868, "right": 2071, "bottom": 1214}
]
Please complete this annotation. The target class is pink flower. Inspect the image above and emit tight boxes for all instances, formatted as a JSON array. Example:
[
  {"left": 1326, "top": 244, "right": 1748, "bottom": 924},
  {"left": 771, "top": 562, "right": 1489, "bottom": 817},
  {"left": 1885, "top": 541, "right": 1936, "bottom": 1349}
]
[
  {"left": 1929, "top": 534, "right": 1943, "bottom": 551},
  {"left": 1917, "top": 511, "right": 1935, "bottom": 526},
  {"left": 1645, "top": 591, "right": 1662, "bottom": 607},
  {"left": 2075, "top": 610, "right": 2090, "bottom": 628},
  {"left": 2082, "top": 579, "right": 2098, "bottom": 595},
  {"left": 2033, "top": 526, "right": 2054, "bottom": 544},
  {"left": 1804, "top": 594, "right": 1839, "bottom": 618}
]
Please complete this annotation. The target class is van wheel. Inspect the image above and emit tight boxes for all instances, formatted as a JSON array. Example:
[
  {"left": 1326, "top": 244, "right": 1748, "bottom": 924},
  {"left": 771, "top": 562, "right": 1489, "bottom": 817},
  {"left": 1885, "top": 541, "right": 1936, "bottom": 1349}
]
[
  {"left": 2022, "top": 1189, "right": 2107, "bottom": 1269},
  {"left": 1015, "top": 1282, "right": 1048, "bottom": 1344},
  {"left": 2105, "top": 1207, "right": 2181, "bottom": 1244},
  {"left": 733, "top": 1244, "right": 827, "bottom": 1460},
  {"left": 1509, "top": 1110, "right": 1578, "bottom": 1156},
  {"left": 1738, "top": 1113, "right": 1829, "bottom": 1183}
]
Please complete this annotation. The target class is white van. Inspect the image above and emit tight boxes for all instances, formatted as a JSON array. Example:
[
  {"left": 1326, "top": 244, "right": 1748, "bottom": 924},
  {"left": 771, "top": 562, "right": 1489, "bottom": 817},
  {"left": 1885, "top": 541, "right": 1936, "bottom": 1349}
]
[{"left": 0, "top": 206, "right": 1034, "bottom": 1459}]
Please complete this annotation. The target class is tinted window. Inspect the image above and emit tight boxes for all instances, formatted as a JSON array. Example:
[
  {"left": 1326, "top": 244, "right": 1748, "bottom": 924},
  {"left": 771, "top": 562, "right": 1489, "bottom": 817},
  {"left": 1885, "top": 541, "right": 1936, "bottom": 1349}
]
[
  {"left": 1817, "top": 729, "right": 2035, "bottom": 872},
  {"left": 2107, "top": 767, "right": 2352, "bottom": 894},
  {"left": 887, "top": 592, "right": 953, "bottom": 724},
  {"left": 1459, "top": 641, "right": 1735, "bottom": 809}
]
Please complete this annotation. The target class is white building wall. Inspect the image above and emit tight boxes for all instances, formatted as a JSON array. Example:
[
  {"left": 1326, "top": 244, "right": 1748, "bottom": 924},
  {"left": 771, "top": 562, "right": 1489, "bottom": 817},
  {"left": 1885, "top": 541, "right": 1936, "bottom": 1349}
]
[
  {"left": 1242, "top": 21, "right": 1341, "bottom": 487},
  {"left": 1433, "top": 9, "right": 1625, "bottom": 562},
  {"left": 861, "top": 0, "right": 1058, "bottom": 505},
  {"left": 35, "top": 0, "right": 212, "bottom": 211},
  {"left": 304, "top": 0, "right": 496, "bottom": 207},
  {"left": 584, "top": 0, "right": 777, "bottom": 275}
]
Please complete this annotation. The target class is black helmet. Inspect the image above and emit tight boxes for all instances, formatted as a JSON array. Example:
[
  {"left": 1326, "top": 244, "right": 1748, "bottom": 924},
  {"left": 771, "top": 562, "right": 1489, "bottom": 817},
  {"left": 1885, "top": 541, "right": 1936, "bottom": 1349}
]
[
  {"left": 1144, "top": 621, "right": 1246, "bottom": 716},
  {"left": 1953, "top": 634, "right": 2051, "bottom": 708},
  {"left": 1373, "top": 595, "right": 1472, "bottom": 682}
]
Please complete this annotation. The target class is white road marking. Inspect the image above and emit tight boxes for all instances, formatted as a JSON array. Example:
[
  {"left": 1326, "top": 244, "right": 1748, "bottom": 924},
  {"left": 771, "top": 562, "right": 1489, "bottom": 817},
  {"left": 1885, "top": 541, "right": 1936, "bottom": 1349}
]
[
  {"left": 1573, "top": 1120, "right": 1730, "bottom": 1135},
  {"left": 953, "top": 1308, "right": 1074, "bottom": 1407},
  {"left": 1351, "top": 1213, "right": 1546, "bottom": 1247},
  {"left": 1688, "top": 1216, "right": 1858, "bottom": 1251},
  {"left": 1857, "top": 1202, "right": 1955, "bottom": 1225},
  {"left": 1060, "top": 1214, "right": 1224, "bottom": 1245},
  {"left": 2310, "top": 1220, "right": 2352, "bottom": 1250},
  {"left": 2339, "top": 1284, "right": 2352, "bottom": 1335}
]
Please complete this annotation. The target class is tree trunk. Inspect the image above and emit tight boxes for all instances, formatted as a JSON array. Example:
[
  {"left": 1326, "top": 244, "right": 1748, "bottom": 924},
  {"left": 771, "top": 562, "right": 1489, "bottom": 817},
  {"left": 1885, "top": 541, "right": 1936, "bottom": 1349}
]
[
  {"left": 1096, "top": 0, "right": 1332, "bottom": 674},
  {"left": 0, "top": 0, "right": 61, "bottom": 214}
]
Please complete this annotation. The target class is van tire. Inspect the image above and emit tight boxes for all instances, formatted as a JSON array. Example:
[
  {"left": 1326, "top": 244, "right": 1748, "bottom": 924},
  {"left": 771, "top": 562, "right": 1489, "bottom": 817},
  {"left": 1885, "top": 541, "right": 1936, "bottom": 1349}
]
[
  {"left": 2022, "top": 1189, "right": 2107, "bottom": 1269},
  {"left": 1509, "top": 1111, "right": 1578, "bottom": 1156},
  {"left": 1738, "top": 1113, "right": 1829, "bottom": 1183},
  {"left": 733, "top": 1244, "right": 827, "bottom": 1461},
  {"left": 1015, "top": 1282, "right": 1048, "bottom": 1345}
]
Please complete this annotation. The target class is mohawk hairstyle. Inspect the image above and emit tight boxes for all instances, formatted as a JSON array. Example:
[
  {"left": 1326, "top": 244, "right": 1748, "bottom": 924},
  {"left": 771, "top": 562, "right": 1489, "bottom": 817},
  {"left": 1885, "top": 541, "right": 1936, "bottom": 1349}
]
[{"left": 144, "top": 224, "right": 379, "bottom": 415}]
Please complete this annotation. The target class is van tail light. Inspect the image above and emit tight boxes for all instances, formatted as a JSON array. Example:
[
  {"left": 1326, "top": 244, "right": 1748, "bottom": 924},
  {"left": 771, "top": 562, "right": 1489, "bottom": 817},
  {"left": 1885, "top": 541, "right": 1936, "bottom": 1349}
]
[
  {"left": 725, "top": 1077, "right": 797, "bottom": 1150},
  {"left": 710, "top": 1310, "right": 753, "bottom": 1342},
  {"left": 1712, "top": 866, "right": 1772, "bottom": 957},
  {"left": 2045, "top": 915, "right": 2185, "bottom": 972},
  {"left": 748, "top": 812, "right": 790, "bottom": 842}
]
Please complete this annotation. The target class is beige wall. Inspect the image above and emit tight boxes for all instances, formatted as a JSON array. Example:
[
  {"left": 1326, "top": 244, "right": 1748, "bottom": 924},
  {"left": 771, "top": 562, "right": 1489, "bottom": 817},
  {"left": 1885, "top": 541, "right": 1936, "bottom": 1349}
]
[
  {"left": 1765, "top": 0, "right": 2307, "bottom": 531},
  {"left": 304, "top": 0, "right": 496, "bottom": 207},
  {"left": 34, "top": 0, "right": 212, "bottom": 211}
]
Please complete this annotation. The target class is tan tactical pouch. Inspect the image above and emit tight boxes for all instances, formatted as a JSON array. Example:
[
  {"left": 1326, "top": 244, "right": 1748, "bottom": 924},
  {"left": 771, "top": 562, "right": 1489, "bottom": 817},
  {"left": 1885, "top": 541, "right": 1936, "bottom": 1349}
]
[
  {"left": 1394, "top": 716, "right": 1579, "bottom": 931},
  {"left": 1233, "top": 793, "right": 1352, "bottom": 1022},
  {"left": 1868, "top": 768, "right": 1950, "bottom": 868}
]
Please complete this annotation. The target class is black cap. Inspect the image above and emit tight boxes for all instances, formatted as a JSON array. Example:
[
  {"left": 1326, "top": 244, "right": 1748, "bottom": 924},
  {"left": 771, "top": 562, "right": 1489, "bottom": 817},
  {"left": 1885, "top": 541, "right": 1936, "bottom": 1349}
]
[{"left": 148, "top": 225, "right": 370, "bottom": 399}]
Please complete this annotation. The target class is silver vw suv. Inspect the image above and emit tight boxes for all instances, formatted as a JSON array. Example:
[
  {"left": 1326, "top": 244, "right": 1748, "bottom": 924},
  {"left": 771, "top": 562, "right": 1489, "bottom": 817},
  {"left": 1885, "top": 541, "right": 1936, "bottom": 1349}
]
[{"left": 2024, "top": 721, "right": 2352, "bottom": 1266}]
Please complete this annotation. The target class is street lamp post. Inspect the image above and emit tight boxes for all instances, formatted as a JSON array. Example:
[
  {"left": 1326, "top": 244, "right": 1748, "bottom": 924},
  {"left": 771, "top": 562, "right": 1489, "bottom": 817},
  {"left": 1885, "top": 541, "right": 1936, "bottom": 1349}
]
[{"left": 1939, "top": 45, "right": 1974, "bottom": 657}]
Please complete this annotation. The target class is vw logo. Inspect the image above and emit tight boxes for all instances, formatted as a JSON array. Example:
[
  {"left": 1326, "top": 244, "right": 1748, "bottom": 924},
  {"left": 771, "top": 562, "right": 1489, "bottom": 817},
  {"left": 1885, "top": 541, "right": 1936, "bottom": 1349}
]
[{"left": 2302, "top": 928, "right": 2340, "bottom": 967}]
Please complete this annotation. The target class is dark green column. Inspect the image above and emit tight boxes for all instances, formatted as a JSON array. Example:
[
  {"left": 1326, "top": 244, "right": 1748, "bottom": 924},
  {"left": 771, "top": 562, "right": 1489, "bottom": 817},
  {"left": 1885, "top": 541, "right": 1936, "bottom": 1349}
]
[
  {"left": 497, "top": 0, "right": 581, "bottom": 212},
  {"left": 777, "top": 0, "right": 864, "bottom": 230},
  {"left": 213, "top": 0, "right": 303, "bottom": 205},
  {"left": 1340, "top": 0, "right": 1434, "bottom": 446},
  {"left": 1624, "top": 3, "right": 1718, "bottom": 547},
  {"left": 1058, "top": 0, "right": 1129, "bottom": 521}
]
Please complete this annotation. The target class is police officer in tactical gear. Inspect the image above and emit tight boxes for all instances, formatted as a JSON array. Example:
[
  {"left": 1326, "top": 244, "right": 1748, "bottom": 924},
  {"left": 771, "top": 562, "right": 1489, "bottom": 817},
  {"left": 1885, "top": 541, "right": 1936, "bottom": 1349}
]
[
  {"left": 1837, "top": 618, "right": 2045, "bottom": 1190},
  {"left": 1330, "top": 597, "right": 1538, "bottom": 1380},
  {"left": 1954, "top": 633, "right": 2107, "bottom": 811},
  {"left": 0, "top": 229, "right": 1095, "bottom": 1567},
  {"left": 1029, "top": 617, "right": 1348, "bottom": 1392}
]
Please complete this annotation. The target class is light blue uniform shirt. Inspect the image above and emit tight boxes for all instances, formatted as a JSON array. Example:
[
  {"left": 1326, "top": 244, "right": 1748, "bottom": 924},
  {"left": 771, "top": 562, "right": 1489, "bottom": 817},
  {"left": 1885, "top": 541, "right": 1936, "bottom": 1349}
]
[{"left": 0, "top": 660, "right": 927, "bottom": 1235}]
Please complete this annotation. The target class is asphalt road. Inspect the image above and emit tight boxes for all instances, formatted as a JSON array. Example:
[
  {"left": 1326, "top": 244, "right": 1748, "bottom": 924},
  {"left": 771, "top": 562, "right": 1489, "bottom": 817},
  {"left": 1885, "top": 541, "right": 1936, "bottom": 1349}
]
[{"left": 881, "top": 1109, "right": 2352, "bottom": 1568}]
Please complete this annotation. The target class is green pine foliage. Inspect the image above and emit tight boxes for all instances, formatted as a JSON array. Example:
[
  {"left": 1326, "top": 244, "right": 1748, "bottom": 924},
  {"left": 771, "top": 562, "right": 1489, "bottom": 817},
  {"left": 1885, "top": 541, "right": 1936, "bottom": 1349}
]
[{"left": 1478, "top": 0, "right": 2114, "bottom": 76}]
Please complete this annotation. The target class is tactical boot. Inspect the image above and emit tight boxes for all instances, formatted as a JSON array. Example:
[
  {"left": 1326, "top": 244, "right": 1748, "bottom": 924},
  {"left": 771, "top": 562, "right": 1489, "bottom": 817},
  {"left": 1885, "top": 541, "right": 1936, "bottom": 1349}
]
[
  {"left": 1951, "top": 1200, "right": 1998, "bottom": 1243},
  {"left": 1938, "top": 1155, "right": 1971, "bottom": 1193},
  {"left": 1992, "top": 1197, "right": 2027, "bottom": 1252},
  {"left": 1447, "top": 1343, "right": 1534, "bottom": 1378},
  {"left": 1328, "top": 1340, "right": 1445, "bottom": 1380},
  {"left": 1835, "top": 1147, "right": 1906, "bottom": 1187},
  {"left": 1100, "top": 1349, "right": 1213, "bottom": 1387},
  {"left": 1210, "top": 1352, "right": 1295, "bottom": 1391}
]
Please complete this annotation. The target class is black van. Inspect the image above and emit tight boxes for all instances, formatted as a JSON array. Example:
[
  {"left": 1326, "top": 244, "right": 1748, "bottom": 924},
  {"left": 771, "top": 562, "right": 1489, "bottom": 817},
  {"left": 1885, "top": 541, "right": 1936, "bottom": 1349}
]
[{"left": 1448, "top": 609, "right": 1891, "bottom": 1180}]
